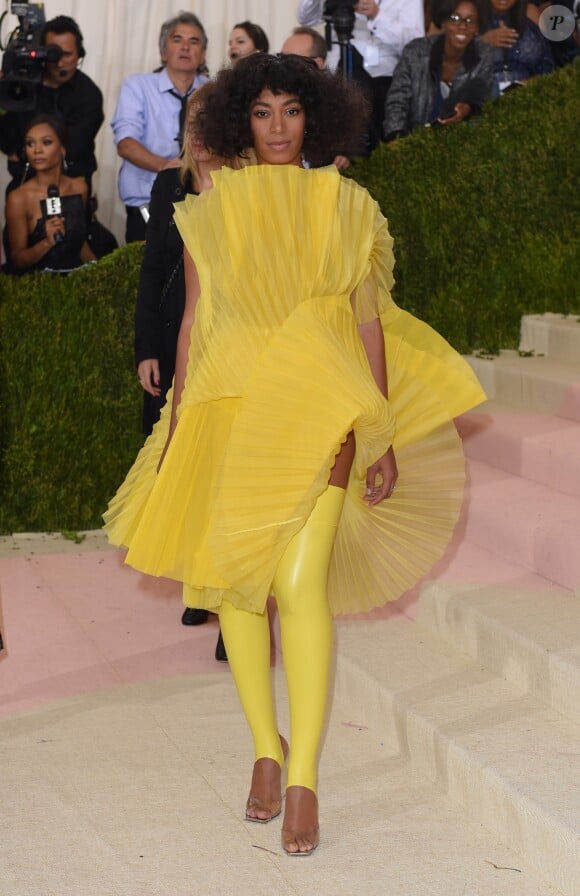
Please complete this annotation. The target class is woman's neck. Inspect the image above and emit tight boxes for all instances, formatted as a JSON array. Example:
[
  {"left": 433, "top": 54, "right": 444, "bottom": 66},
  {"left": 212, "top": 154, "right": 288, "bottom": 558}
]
[{"left": 32, "top": 167, "right": 63, "bottom": 189}]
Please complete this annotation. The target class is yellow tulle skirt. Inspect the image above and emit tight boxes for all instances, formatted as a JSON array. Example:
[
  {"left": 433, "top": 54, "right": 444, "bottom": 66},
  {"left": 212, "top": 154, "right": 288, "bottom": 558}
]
[{"left": 104, "top": 166, "right": 485, "bottom": 615}]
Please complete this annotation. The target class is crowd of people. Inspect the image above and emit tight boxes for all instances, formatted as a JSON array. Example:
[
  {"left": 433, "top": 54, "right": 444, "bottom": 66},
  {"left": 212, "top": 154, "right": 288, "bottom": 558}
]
[
  {"left": 1, "top": 4, "right": 576, "bottom": 274},
  {"left": 0, "top": 0, "right": 575, "bottom": 857}
]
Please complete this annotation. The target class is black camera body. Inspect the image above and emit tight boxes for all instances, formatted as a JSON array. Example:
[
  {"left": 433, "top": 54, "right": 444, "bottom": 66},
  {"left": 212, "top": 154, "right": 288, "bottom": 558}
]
[
  {"left": 322, "top": 0, "right": 356, "bottom": 46},
  {"left": 0, "top": 1, "right": 62, "bottom": 111}
]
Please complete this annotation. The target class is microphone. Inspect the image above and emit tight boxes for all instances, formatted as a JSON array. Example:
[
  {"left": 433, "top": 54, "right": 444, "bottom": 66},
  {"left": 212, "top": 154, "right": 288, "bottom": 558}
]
[{"left": 45, "top": 184, "right": 64, "bottom": 243}]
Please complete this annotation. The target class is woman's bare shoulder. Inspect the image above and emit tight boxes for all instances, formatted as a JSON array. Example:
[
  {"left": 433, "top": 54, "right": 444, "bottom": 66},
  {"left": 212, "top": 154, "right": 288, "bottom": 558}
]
[{"left": 5, "top": 184, "right": 31, "bottom": 211}]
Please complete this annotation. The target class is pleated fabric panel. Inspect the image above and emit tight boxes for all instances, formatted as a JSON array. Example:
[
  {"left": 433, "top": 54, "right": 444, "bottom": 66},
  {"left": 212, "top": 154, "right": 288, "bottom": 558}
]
[{"left": 103, "top": 165, "right": 485, "bottom": 616}]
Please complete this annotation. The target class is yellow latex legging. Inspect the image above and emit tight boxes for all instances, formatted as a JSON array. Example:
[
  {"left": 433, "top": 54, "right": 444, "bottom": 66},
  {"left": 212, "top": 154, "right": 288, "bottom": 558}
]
[{"left": 219, "top": 484, "right": 346, "bottom": 794}]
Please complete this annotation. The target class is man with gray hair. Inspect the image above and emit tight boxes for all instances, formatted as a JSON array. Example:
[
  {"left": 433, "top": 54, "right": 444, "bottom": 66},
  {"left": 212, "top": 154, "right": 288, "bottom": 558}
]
[{"left": 111, "top": 12, "right": 208, "bottom": 242}]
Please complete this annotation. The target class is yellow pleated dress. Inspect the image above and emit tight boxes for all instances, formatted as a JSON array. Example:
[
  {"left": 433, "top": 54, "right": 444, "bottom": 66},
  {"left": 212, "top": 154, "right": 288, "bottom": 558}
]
[{"left": 104, "top": 165, "right": 485, "bottom": 616}]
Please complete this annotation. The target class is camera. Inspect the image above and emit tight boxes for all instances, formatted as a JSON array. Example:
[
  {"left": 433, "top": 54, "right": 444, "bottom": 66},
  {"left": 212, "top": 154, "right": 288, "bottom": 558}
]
[
  {"left": 322, "top": 0, "right": 356, "bottom": 46},
  {"left": 0, "top": 2, "right": 62, "bottom": 111}
]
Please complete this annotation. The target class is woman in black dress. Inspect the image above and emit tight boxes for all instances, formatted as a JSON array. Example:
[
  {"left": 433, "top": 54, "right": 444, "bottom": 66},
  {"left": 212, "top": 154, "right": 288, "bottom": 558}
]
[{"left": 5, "top": 114, "right": 96, "bottom": 273}]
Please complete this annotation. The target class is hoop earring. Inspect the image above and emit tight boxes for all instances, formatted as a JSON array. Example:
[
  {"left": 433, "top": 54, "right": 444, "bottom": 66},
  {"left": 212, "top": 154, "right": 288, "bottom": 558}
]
[{"left": 62, "top": 157, "right": 69, "bottom": 173}]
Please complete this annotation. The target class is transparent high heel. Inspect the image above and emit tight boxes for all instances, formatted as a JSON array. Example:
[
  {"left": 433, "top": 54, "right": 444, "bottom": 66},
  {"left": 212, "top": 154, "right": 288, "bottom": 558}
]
[
  {"left": 245, "top": 735, "right": 289, "bottom": 824},
  {"left": 281, "top": 785, "right": 320, "bottom": 856}
]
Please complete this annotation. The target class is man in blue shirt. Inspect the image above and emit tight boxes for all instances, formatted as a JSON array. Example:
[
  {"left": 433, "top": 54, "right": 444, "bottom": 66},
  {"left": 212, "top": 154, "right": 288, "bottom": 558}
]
[{"left": 111, "top": 12, "right": 208, "bottom": 242}]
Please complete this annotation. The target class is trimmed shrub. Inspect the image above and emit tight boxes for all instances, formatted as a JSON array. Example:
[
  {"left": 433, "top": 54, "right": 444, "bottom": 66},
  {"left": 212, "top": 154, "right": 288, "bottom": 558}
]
[
  {"left": 0, "top": 64, "right": 578, "bottom": 532},
  {"left": 0, "top": 244, "right": 144, "bottom": 533}
]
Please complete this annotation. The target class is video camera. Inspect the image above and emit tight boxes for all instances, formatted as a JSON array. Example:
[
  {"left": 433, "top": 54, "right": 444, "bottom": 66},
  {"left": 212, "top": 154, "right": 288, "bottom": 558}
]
[
  {"left": 0, "top": 2, "right": 62, "bottom": 111},
  {"left": 322, "top": 0, "right": 356, "bottom": 47}
]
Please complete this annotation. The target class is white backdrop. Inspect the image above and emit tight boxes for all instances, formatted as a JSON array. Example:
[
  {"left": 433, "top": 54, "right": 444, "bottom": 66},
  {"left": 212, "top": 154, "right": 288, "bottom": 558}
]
[{"left": 0, "top": 1, "right": 298, "bottom": 242}]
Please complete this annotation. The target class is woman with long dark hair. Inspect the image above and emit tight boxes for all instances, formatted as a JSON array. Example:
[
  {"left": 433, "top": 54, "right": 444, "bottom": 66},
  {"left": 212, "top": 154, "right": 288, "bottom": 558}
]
[{"left": 105, "top": 54, "right": 485, "bottom": 855}]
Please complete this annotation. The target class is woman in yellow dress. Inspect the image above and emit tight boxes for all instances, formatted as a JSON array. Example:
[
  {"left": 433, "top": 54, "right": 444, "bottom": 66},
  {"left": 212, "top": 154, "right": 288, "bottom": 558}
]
[{"left": 104, "top": 54, "right": 485, "bottom": 855}]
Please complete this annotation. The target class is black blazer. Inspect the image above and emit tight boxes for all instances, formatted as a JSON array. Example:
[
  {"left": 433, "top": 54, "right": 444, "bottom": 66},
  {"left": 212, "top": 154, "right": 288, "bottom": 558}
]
[{"left": 134, "top": 167, "right": 197, "bottom": 434}]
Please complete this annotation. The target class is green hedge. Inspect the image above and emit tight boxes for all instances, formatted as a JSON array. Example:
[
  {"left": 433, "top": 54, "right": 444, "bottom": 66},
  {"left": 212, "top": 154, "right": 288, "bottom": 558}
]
[
  {"left": 0, "top": 64, "right": 578, "bottom": 533},
  {"left": 0, "top": 244, "right": 144, "bottom": 533}
]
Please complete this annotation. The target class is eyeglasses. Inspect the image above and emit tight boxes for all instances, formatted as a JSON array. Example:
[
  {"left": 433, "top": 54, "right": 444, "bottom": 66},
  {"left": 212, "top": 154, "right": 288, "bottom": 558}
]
[{"left": 448, "top": 13, "right": 478, "bottom": 26}]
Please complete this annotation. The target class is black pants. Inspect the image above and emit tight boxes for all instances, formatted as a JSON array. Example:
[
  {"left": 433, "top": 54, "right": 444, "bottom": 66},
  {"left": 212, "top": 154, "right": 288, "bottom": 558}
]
[{"left": 125, "top": 205, "right": 147, "bottom": 244}]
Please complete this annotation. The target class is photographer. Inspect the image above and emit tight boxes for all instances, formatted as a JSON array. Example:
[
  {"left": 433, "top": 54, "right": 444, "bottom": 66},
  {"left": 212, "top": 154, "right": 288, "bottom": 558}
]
[
  {"left": 297, "top": 0, "right": 424, "bottom": 143},
  {"left": 0, "top": 15, "right": 104, "bottom": 195}
]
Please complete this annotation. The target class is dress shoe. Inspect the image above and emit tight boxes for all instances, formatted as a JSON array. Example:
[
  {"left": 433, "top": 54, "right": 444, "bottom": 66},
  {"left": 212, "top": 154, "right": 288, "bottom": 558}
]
[
  {"left": 181, "top": 607, "right": 209, "bottom": 626},
  {"left": 214, "top": 629, "right": 228, "bottom": 662}
]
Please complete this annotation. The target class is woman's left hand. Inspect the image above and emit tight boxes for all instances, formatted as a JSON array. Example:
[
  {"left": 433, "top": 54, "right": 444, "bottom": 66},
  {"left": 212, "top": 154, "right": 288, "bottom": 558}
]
[{"left": 364, "top": 445, "right": 398, "bottom": 505}]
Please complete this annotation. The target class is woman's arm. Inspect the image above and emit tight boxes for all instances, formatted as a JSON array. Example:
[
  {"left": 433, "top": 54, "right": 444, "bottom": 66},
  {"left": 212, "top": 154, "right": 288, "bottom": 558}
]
[
  {"left": 358, "top": 317, "right": 398, "bottom": 504},
  {"left": 358, "top": 317, "right": 388, "bottom": 397},
  {"left": 6, "top": 189, "right": 64, "bottom": 270}
]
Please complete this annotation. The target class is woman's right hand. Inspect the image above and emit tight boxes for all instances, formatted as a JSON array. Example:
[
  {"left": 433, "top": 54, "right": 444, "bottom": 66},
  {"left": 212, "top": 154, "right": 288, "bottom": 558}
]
[
  {"left": 482, "top": 25, "right": 518, "bottom": 48},
  {"left": 44, "top": 215, "right": 65, "bottom": 246},
  {"left": 364, "top": 445, "right": 398, "bottom": 505}
]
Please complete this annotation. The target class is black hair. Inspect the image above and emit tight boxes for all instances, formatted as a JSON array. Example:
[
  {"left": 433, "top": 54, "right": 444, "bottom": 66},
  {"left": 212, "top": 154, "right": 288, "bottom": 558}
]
[
  {"left": 432, "top": 0, "right": 482, "bottom": 29},
  {"left": 233, "top": 21, "right": 270, "bottom": 53},
  {"left": 41, "top": 15, "right": 86, "bottom": 57},
  {"left": 479, "top": 0, "right": 527, "bottom": 33},
  {"left": 199, "top": 54, "right": 369, "bottom": 165},
  {"left": 24, "top": 113, "right": 68, "bottom": 149}
]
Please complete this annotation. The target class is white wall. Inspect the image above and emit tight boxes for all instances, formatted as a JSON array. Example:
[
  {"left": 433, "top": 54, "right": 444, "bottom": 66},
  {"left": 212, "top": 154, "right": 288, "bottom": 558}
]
[{"left": 0, "top": 1, "right": 299, "bottom": 244}]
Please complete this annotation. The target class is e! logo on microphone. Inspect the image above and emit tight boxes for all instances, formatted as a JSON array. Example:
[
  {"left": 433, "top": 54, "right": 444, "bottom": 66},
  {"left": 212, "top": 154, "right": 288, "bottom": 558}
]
[{"left": 539, "top": 4, "right": 576, "bottom": 41}]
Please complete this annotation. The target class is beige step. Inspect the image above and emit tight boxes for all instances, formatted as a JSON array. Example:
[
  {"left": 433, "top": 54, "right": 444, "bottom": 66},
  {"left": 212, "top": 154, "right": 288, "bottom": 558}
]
[
  {"left": 416, "top": 582, "right": 580, "bottom": 723},
  {"left": 0, "top": 670, "right": 561, "bottom": 896},
  {"left": 520, "top": 313, "right": 580, "bottom": 364},
  {"left": 335, "top": 616, "right": 580, "bottom": 896},
  {"left": 458, "top": 402, "right": 580, "bottom": 500},
  {"left": 466, "top": 351, "right": 580, "bottom": 422}
]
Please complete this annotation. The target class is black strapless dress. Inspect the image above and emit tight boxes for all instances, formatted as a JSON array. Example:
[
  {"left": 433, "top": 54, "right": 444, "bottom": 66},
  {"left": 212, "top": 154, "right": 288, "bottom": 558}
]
[{"left": 27, "top": 193, "right": 87, "bottom": 272}]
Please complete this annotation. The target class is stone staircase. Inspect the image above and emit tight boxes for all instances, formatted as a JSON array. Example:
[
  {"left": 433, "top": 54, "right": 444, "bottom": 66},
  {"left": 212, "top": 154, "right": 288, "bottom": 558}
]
[
  {"left": 458, "top": 312, "right": 580, "bottom": 590},
  {"left": 335, "top": 313, "right": 580, "bottom": 896}
]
